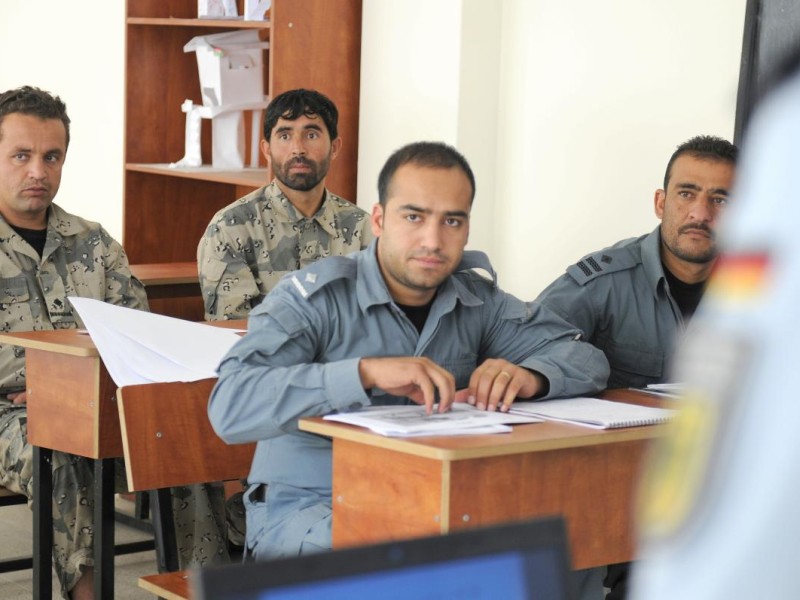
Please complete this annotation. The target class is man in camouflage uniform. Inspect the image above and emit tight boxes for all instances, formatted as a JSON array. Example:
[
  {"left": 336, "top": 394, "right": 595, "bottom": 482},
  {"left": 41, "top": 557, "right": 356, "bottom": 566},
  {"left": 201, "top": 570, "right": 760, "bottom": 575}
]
[
  {"left": 0, "top": 86, "right": 149, "bottom": 599},
  {"left": 198, "top": 88, "right": 372, "bottom": 321},
  {"left": 184, "top": 89, "right": 371, "bottom": 565}
]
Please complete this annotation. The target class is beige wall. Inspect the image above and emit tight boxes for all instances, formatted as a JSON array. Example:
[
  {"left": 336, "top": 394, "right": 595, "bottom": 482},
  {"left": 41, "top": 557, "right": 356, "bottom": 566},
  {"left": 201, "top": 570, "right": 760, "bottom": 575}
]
[
  {"left": 0, "top": 1, "right": 126, "bottom": 240},
  {"left": 1, "top": 0, "right": 745, "bottom": 300}
]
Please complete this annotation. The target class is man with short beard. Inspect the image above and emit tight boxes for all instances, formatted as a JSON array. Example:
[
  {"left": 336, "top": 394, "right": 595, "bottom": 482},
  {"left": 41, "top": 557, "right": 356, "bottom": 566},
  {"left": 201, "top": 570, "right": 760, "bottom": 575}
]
[
  {"left": 207, "top": 142, "right": 609, "bottom": 584},
  {"left": 535, "top": 134, "right": 738, "bottom": 599},
  {"left": 198, "top": 88, "right": 372, "bottom": 321}
]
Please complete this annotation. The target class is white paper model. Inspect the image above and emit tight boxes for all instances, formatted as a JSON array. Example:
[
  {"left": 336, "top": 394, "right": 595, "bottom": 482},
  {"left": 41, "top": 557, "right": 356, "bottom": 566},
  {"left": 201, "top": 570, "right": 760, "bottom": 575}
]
[
  {"left": 198, "top": 0, "right": 238, "bottom": 18},
  {"left": 245, "top": 0, "right": 272, "bottom": 20},
  {"left": 173, "top": 30, "right": 269, "bottom": 169}
]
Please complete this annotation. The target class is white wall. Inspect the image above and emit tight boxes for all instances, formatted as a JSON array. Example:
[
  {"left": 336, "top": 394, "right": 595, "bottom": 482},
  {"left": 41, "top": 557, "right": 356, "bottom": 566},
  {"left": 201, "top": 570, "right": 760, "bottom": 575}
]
[
  {"left": 359, "top": 0, "right": 746, "bottom": 298},
  {"left": 0, "top": 1, "right": 126, "bottom": 240},
  {"left": 0, "top": 0, "right": 745, "bottom": 299},
  {"left": 357, "top": 0, "right": 464, "bottom": 200},
  {"left": 357, "top": 0, "right": 503, "bottom": 255}
]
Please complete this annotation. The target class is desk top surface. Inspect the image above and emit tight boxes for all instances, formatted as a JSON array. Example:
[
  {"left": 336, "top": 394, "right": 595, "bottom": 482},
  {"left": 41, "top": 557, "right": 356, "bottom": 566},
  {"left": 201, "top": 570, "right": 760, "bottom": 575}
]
[
  {"left": 0, "top": 319, "right": 247, "bottom": 357},
  {"left": 0, "top": 329, "right": 99, "bottom": 357},
  {"left": 300, "top": 389, "right": 668, "bottom": 461},
  {"left": 130, "top": 262, "right": 199, "bottom": 285}
]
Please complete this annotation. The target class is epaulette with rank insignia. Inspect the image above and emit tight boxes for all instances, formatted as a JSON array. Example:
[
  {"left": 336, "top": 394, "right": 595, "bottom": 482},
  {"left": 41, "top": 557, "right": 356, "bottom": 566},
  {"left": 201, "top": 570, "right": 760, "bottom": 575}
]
[
  {"left": 565, "top": 246, "right": 639, "bottom": 286},
  {"left": 288, "top": 256, "right": 357, "bottom": 300}
]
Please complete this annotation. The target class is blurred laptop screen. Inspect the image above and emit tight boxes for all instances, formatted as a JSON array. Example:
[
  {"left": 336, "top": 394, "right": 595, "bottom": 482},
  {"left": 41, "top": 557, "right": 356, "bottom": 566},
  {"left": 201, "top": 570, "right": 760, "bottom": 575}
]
[{"left": 194, "top": 517, "right": 573, "bottom": 600}]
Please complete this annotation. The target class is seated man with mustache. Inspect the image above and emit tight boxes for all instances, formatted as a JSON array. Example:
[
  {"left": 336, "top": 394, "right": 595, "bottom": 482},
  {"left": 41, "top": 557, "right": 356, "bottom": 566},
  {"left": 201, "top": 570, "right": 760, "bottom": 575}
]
[{"left": 535, "top": 135, "right": 738, "bottom": 600}]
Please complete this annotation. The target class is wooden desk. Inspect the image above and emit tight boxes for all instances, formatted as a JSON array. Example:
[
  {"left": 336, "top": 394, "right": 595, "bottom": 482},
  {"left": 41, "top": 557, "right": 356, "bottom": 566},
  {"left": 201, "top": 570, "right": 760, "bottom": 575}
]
[
  {"left": 0, "top": 322, "right": 245, "bottom": 598},
  {"left": 130, "top": 262, "right": 199, "bottom": 299},
  {"left": 0, "top": 329, "right": 124, "bottom": 598},
  {"left": 299, "top": 390, "right": 665, "bottom": 570},
  {"left": 131, "top": 262, "right": 203, "bottom": 321}
]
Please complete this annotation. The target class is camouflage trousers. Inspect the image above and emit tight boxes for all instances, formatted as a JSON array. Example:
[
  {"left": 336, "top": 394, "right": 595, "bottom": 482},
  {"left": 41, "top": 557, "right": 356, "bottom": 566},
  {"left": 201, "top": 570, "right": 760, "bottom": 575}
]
[
  {"left": 170, "top": 482, "right": 247, "bottom": 568},
  {"left": 0, "top": 405, "right": 95, "bottom": 598}
]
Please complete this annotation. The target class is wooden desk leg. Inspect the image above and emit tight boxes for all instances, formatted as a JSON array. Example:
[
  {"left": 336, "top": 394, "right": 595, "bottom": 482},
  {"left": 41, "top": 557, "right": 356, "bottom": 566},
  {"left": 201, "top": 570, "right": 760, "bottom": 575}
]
[
  {"left": 94, "top": 458, "right": 116, "bottom": 599},
  {"left": 32, "top": 446, "right": 52, "bottom": 600}
]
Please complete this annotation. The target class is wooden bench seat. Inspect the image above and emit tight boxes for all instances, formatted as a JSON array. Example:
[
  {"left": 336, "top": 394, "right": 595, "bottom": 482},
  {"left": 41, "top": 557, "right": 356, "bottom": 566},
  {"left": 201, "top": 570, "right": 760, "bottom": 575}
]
[
  {"left": 139, "top": 571, "right": 191, "bottom": 600},
  {"left": 117, "top": 378, "right": 255, "bottom": 600}
]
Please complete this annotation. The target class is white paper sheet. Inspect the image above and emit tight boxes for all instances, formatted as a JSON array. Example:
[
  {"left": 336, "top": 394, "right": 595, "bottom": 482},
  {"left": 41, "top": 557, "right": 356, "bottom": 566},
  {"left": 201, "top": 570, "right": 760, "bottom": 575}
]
[
  {"left": 68, "top": 297, "right": 242, "bottom": 387},
  {"left": 323, "top": 403, "right": 542, "bottom": 437}
]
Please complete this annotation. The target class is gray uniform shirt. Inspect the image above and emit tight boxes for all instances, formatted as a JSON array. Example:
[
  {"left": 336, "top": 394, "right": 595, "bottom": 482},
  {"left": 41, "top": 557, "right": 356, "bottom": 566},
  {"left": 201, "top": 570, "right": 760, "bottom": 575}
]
[
  {"left": 536, "top": 227, "right": 684, "bottom": 389},
  {"left": 208, "top": 241, "right": 609, "bottom": 555}
]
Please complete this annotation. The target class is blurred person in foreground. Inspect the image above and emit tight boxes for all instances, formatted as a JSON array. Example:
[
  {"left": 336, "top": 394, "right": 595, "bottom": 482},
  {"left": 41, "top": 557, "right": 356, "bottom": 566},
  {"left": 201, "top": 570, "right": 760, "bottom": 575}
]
[{"left": 630, "top": 51, "right": 800, "bottom": 600}]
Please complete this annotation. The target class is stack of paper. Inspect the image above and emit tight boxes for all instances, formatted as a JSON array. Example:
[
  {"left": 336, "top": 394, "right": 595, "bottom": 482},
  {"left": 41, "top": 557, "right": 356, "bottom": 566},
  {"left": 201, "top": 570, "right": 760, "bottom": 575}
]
[
  {"left": 323, "top": 404, "right": 542, "bottom": 437},
  {"left": 642, "top": 382, "right": 686, "bottom": 398},
  {"left": 68, "top": 297, "right": 243, "bottom": 387},
  {"left": 509, "top": 397, "right": 676, "bottom": 430}
]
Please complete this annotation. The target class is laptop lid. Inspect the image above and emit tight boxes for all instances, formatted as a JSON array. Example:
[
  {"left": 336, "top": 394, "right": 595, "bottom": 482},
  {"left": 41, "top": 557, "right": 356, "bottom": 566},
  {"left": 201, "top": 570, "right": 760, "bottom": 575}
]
[{"left": 192, "top": 516, "right": 575, "bottom": 600}]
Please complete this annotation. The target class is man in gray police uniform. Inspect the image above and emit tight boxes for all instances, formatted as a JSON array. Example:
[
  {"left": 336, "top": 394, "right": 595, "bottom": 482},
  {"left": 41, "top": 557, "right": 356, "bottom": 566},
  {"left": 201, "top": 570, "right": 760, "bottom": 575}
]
[
  {"left": 186, "top": 89, "right": 372, "bottom": 566},
  {"left": 208, "top": 141, "right": 610, "bottom": 596},
  {"left": 536, "top": 135, "right": 737, "bottom": 599},
  {"left": 631, "top": 47, "right": 800, "bottom": 600},
  {"left": 537, "top": 136, "right": 737, "bottom": 391}
]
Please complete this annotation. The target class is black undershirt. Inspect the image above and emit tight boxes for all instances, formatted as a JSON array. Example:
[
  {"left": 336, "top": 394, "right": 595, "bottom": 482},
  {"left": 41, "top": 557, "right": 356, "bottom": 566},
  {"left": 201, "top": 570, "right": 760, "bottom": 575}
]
[
  {"left": 396, "top": 299, "right": 434, "bottom": 334},
  {"left": 10, "top": 223, "right": 47, "bottom": 257},
  {"left": 662, "top": 263, "right": 705, "bottom": 319}
]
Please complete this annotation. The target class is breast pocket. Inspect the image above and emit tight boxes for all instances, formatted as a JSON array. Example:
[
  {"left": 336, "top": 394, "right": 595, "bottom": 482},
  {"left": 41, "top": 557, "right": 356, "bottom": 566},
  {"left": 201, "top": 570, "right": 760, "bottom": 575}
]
[
  {"left": 0, "top": 276, "right": 33, "bottom": 327},
  {"left": 202, "top": 256, "right": 259, "bottom": 316},
  {"left": 605, "top": 340, "right": 664, "bottom": 389}
]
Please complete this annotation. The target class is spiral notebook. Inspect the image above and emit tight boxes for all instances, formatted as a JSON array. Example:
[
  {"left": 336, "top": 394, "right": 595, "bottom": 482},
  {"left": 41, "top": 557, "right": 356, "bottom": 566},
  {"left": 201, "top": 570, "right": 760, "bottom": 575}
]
[{"left": 509, "top": 397, "right": 675, "bottom": 429}]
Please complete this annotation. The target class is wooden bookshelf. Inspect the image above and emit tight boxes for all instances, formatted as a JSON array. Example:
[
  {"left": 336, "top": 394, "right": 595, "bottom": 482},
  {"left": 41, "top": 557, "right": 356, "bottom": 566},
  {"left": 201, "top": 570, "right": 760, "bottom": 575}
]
[{"left": 124, "top": 0, "right": 362, "bottom": 319}]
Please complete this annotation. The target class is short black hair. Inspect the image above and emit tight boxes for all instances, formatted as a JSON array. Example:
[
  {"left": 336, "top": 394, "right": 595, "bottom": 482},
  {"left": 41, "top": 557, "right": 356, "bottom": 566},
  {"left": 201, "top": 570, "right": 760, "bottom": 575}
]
[
  {"left": 377, "top": 141, "right": 476, "bottom": 206},
  {"left": 263, "top": 88, "right": 338, "bottom": 141},
  {"left": 663, "top": 135, "right": 738, "bottom": 190},
  {"left": 0, "top": 85, "right": 71, "bottom": 148}
]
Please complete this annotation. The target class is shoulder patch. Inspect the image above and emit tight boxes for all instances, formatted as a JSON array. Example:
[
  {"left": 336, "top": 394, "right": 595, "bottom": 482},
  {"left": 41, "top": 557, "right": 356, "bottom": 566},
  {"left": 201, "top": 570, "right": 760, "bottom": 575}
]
[
  {"left": 566, "top": 246, "right": 639, "bottom": 285},
  {"left": 288, "top": 255, "right": 357, "bottom": 299}
]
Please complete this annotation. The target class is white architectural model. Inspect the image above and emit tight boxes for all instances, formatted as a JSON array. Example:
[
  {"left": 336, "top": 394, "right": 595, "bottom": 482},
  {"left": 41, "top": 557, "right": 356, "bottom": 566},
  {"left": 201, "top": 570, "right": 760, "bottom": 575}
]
[{"left": 171, "top": 29, "right": 269, "bottom": 169}]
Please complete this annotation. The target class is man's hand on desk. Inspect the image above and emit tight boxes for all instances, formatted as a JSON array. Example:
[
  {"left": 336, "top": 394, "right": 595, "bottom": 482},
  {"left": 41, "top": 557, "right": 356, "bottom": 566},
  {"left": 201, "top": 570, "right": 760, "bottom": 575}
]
[
  {"left": 358, "top": 357, "right": 456, "bottom": 415},
  {"left": 455, "top": 359, "right": 546, "bottom": 413},
  {"left": 358, "top": 356, "right": 548, "bottom": 415},
  {"left": 8, "top": 391, "right": 27, "bottom": 405}
]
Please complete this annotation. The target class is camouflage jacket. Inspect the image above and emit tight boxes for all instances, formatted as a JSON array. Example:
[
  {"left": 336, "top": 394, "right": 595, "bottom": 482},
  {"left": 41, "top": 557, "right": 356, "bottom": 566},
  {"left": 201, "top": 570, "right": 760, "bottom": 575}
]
[
  {"left": 197, "top": 181, "right": 373, "bottom": 320},
  {"left": 0, "top": 203, "right": 149, "bottom": 399}
]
